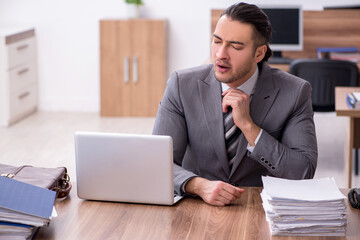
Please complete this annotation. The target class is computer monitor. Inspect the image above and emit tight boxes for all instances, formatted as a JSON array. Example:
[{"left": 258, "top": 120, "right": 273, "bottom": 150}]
[{"left": 261, "top": 5, "right": 303, "bottom": 61}]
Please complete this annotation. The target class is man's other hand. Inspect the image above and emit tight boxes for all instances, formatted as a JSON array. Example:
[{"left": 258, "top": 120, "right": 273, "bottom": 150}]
[{"left": 185, "top": 177, "right": 245, "bottom": 206}]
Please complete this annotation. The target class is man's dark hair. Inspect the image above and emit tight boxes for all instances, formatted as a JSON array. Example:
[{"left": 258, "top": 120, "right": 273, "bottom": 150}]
[{"left": 221, "top": 2, "right": 273, "bottom": 62}]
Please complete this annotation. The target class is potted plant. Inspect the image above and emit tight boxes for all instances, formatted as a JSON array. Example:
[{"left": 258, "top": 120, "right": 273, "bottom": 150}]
[{"left": 125, "top": 0, "right": 144, "bottom": 18}]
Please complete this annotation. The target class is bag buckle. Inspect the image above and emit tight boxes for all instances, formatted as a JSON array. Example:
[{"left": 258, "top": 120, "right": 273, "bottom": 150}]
[
  {"left": 1, "top": 173, "right": 14, "bottom": 178},
  {"left": 61, "top": 173, "right": 70, "bottom": 188}
]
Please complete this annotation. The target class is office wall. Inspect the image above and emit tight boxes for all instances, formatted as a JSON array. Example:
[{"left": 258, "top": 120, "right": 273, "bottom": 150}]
[{"left": 0, "top": 0, "right": 358, "bottom": 112}]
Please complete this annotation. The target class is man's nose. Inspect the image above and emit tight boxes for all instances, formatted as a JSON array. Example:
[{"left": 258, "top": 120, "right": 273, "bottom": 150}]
[{"left": 216, "top": 45, "right": 229, "bottom": 59}]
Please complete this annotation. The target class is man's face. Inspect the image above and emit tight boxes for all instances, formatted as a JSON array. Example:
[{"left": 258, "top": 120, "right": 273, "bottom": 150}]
[{"left": 211, "top": 16, "right": 263, "bottom": 88}]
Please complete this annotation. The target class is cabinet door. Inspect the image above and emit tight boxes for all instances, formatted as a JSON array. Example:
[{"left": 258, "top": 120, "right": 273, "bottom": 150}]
[
  {"left": 130, "top": 20, "right": 166, "bottom": 116},
  {"left": 100, "top": 20, "right": 132, "bottom": 116},
  {"left": 100, "top": 20, "right": 166, "bottom": 117}
]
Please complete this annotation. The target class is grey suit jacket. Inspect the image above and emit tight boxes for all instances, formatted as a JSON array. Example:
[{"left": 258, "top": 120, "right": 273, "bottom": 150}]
[{"left": 153, "top": 62, "right": 317, "bottom": 195}]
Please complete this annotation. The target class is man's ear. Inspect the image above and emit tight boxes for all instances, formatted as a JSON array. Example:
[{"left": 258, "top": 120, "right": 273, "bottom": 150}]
[{"left": 255, "top": 45, "right": 267, "bottom": 63}]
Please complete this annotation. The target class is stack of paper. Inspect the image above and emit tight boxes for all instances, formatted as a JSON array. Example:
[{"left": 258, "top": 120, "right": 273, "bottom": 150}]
[
  {"left": 261, "top": 176, "right": 347, "bottom": 236},
  {"left": 0, "top": 176, "right": 56, "bottom": 239}
]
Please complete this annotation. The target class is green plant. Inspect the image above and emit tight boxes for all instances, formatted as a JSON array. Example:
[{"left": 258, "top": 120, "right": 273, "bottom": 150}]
[{"left": 125, "top": 0, "right": 143, "bottom": 5}]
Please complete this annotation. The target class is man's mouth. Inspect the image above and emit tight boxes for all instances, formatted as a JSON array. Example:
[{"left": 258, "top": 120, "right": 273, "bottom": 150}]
[{"left": 216, "top": 62, "right": 231, "bottom": 72}]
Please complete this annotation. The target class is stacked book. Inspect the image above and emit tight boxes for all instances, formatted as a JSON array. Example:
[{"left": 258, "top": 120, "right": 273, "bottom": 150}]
[
  {"left": 0, "top": 176, "right": 56, "bottom": 240},
  {"left": 261, "top": 176, "right": 347, "bottom": 236},
  {"left": 317, "top": 47, "right": 359, "bottom": 62},
  {"left": 346, "top": 92, "right": 360, "bottom": 109},
  {"left": 330, "top": 52, "right": 360, "bottom": 62}
]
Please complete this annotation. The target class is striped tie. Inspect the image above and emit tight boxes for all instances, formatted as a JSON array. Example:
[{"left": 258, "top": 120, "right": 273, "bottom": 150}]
[{"left": 224, "top": 107, "right": 241, "bottom": 166}]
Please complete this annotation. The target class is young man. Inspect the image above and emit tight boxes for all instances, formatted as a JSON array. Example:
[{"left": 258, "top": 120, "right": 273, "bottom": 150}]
[{"left": 153, "top": 2, "right": 317, "bottom": 206}]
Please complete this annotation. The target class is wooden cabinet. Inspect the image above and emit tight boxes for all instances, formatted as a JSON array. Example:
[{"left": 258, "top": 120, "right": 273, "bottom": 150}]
[
  {"left": 100, "top": 19, "right": 167, "bottom": 117},
  {"left": 0, "top": 28, "right": 38, "bottom": 127}
]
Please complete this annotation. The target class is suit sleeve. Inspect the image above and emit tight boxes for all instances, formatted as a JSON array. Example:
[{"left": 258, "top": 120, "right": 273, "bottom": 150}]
[
  {"left": 249, "top": 81, "right": 317, "bottom": 179},
  {"left": 152, "top": 71, "right": 197, "bottom": 195}
]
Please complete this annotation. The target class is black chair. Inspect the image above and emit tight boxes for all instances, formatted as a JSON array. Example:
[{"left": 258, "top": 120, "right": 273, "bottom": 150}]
[
  {"left": 290, "top": 58, "right": 360, "bottom": 175},
  {"left": 289, "top": 59, "right": 359, "bottom": 112}
]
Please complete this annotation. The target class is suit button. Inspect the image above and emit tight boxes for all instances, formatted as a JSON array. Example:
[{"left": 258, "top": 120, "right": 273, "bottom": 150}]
[
  {"left": 271, "top": 166, "right": 275, "bottom": 170},
  {"left": 260, "top": 157, "right": 265, "bottom": 161}
]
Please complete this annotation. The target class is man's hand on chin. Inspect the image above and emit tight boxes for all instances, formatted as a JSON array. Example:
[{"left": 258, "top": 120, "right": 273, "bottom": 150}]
[{"left": 185, "top": 177, "right": 245, "bottom": 206}]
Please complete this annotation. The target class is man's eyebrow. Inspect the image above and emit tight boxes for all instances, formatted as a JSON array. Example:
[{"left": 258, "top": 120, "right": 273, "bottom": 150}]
[
  {"left": 213, "top": 34, "right": 222, "bottom": 40},
  {"left": 213, "top": 34, "right": 245, "bottom": 45}
]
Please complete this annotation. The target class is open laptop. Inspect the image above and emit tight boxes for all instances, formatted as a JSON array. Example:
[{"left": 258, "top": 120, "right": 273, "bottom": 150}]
[{"left": 74, "top": 131, "right": 183, "bottom": 205}]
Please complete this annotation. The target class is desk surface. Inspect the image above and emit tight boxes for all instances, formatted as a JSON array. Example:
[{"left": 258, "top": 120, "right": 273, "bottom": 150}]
[
  {"left": 335, "top": 87, "right": 360, "bottom": 118},
  {"left": 35, "top": 185, "right": 360, "bottom": 240}
]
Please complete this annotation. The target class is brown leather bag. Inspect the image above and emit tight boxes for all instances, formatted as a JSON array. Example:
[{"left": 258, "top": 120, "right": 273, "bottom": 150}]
[{"left": 0, "top": 163, "right": 72, "bottom": 198}]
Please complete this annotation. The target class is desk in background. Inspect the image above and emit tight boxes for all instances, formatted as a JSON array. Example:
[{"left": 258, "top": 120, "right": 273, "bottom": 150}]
[
  {"left": 336, "top": 87, "right": 360, "bottom": 188},
  {"left": 270, "top": 62, "right": 360, "bottom": 74},
  {"left": 35, "top": 185, "right": 360, "bottom": 240}
]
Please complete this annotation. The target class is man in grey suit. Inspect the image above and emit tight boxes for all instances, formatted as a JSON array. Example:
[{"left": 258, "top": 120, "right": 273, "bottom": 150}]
[{"left": 153, "top": 2, "right": 317, "bottom": 206}]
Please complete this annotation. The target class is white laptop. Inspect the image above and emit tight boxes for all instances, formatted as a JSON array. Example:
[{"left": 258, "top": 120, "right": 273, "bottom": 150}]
[{"left": 74, "top": 131, "right": 183, "bottom": 205}]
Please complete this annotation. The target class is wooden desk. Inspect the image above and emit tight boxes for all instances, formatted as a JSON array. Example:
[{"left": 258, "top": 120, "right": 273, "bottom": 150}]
[
  {"left": 269, "top": 63, "right": 290, "bottom": 72},
  {"left": 270, "top": 62, "right": 360, "bottom": 74},
  {"left": 336, "top": 87, "right": 360, "bottom": 188},
  {"left": 35, "top": 186, "right": 360, "bottom": 240}
]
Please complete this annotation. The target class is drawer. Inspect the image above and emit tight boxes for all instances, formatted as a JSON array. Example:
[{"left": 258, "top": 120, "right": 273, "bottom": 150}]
[
  {"left": 7, "top": 37, "right": 36, "bottom": 69},
  {"left": 8, "top": 61, "right": 37, "bottom": 93},
  {"left": 9, "top": 85, "right": 37, "bottom": 121}
]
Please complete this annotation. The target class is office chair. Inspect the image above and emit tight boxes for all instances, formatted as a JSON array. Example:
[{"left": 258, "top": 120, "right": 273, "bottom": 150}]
[
  {"left": 290, "top": 58, "right": 359, "bottom": 175},
  {"left": 289, "top": 59, "right": 359, "bottom": 112}
]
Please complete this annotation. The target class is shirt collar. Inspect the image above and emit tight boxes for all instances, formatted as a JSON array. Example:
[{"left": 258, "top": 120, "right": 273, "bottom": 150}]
[{"left": 221, "top": 66, "right": 259, "bottom": 95}]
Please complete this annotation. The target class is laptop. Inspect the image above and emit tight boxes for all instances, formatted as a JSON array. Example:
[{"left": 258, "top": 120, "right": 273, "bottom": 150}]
[{"left": 74, "top": 131, "right": 183, "bottom": 205}]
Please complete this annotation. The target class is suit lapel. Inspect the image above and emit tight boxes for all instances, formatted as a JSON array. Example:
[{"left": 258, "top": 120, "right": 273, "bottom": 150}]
[
  {"left": 249, "top": 64, "right": 280, "bottom": 128},
  {"left": 198, "top": 66, "right": 230, "bottom": 176},
  {"left": 230, "top": 63, "right": 280, "bottom": 177}
]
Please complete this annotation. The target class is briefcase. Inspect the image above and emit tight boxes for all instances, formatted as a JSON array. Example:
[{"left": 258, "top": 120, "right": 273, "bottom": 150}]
[{"left": 0, "top": 163, "right": 71, "bottom": 198}]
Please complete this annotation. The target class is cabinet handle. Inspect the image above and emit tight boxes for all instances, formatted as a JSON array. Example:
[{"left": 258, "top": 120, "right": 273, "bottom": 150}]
[
  {"left": 18, "top": 92, "right": 30, "bottom": 100},
  {"left": 18, "top": 68, "right": 29, "bottom": 75},
  {"left": 124, "top": 57, "right": 129, "bottom": 83},
  {"left": 133, "top": 56, "right": 138, "bottom": 83},
  {"left": 17, "top": 44, "right": 29, "bottom": 51}
]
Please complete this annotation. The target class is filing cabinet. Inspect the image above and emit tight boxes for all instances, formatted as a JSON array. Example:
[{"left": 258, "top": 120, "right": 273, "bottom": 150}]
[{"left": 0, "top": 28, "right": 38, "bottom": 127}]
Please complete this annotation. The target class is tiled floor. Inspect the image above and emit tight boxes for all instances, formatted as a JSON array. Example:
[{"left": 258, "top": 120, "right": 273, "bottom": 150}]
[{"left": 0, "top": 111, "right": 359, "bottom": 188}]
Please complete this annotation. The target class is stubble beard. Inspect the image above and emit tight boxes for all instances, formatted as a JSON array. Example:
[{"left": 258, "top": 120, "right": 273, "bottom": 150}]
[{"left": 214, "top": 60, "right": 253, "bottom": 85}]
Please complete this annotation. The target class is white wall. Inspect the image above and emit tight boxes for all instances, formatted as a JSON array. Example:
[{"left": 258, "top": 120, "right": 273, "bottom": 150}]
[{"left": 0, "top": 0, "right": 359, "bottom": 112}]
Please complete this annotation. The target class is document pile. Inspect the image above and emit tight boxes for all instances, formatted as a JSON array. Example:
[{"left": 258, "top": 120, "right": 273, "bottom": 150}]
[
  {"left": 261, "top": 176, "right": 347, "bottom": 236},
  {"left": 0, "top": 176, "right": 56, "bottom": 240}
]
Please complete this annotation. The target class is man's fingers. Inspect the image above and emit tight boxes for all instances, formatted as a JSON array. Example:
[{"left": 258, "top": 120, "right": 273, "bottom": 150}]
[
  {"left": 222, "top": 102, "right": 229, "bottom": 113},
  {"left": 222, "top": 89, "right": 249, "bottom": 113},
  {"left": 218, "top": 189, "right": 237, "bottom": 202},
  {"left": 213, "top": 183, "right": 245, "bottom": 204},
  {"left": 222, "top": 185, "right": 245, "bottom": 199}
]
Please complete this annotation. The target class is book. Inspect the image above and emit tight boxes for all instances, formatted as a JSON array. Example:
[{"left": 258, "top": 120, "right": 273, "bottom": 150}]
[
  {"left": 330, "top": 52, "right": 360, "bottom": 63},
  {"left": 0, "top": 176, "right": 56, "bottom": 227},
  {"left": 346, "top": 92, "right": 360, "bottom": 109},
  {"left": 317, "top": 47, "right": 359, "bottom": 59},
  {"left": 0, "top": 221, "right": 38, "bottom": 240}
]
